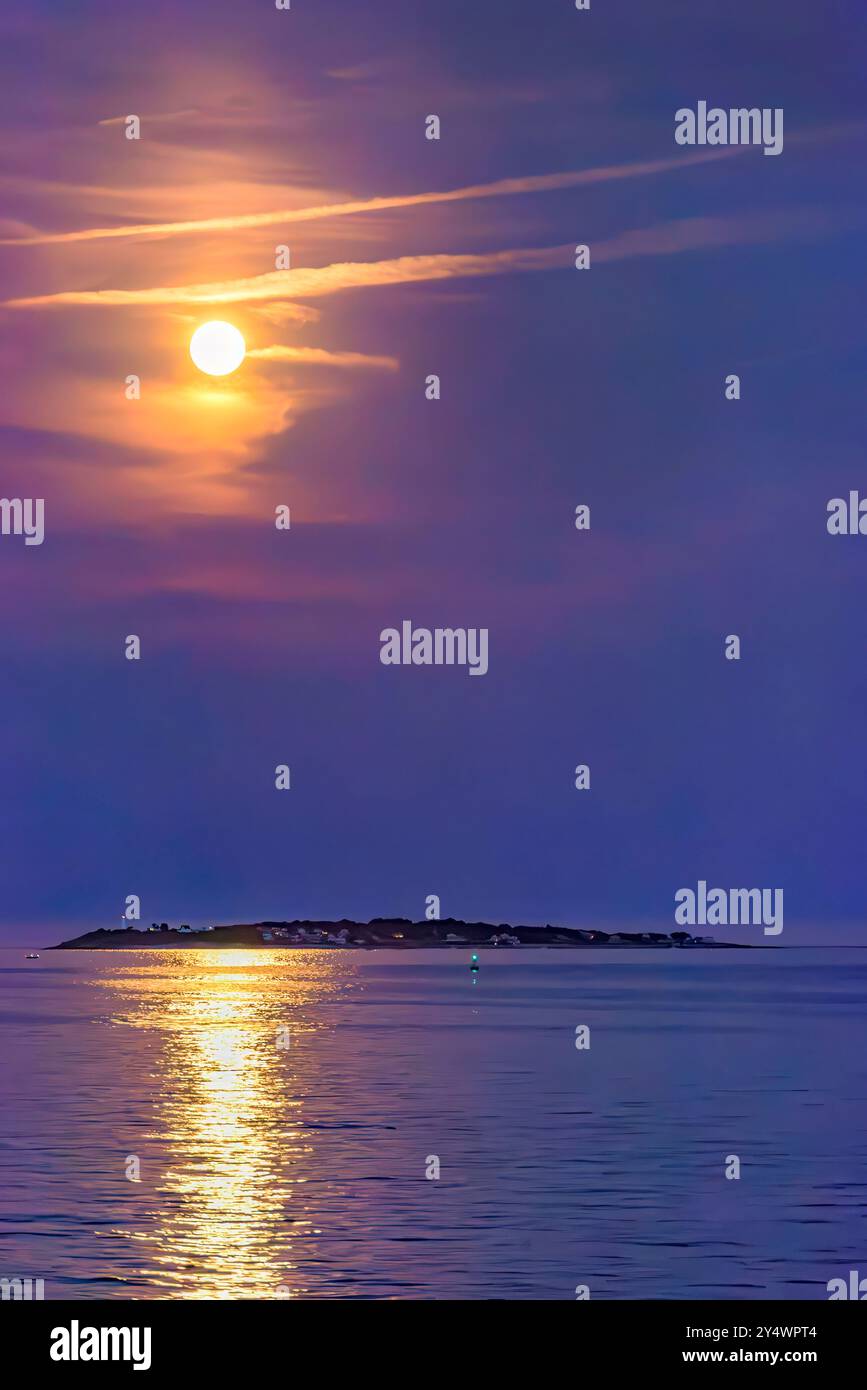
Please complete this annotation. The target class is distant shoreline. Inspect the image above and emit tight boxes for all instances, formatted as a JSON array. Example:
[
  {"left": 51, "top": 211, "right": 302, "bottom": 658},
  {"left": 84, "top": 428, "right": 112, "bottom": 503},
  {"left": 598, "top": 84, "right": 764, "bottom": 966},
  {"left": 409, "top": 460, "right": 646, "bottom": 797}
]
[{"left": 49, "top": 920, "right": 752, "bottom": 950}]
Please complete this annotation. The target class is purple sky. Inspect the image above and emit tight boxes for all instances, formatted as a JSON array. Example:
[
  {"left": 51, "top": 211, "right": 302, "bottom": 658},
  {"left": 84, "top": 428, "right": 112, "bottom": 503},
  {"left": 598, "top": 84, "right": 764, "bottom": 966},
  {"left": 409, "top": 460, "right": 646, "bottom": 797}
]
[{"left": 0, "top": 0, "right": 866, "bottom": 945}]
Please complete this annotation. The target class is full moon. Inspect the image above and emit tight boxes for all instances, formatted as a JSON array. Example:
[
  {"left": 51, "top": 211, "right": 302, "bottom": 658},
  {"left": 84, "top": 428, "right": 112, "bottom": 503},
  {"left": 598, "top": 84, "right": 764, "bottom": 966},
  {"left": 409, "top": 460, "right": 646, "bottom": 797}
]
[{"left": 189, "top": 321, "right": 246, "bottom": 376}]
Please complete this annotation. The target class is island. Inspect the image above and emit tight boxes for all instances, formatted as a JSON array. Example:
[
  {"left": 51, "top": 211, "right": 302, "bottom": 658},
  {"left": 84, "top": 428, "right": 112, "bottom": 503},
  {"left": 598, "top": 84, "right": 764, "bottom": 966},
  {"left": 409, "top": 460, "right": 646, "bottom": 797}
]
[{"left": 50, "top": 918, "right": 749, "bottom": 949}]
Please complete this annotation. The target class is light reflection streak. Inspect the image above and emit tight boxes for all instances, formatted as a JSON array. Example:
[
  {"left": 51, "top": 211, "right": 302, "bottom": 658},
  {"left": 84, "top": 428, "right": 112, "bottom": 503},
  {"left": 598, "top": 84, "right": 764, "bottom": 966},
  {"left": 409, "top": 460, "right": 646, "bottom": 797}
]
[{"left": 96, "top": 949, "right": 355, "bottom": 1298}]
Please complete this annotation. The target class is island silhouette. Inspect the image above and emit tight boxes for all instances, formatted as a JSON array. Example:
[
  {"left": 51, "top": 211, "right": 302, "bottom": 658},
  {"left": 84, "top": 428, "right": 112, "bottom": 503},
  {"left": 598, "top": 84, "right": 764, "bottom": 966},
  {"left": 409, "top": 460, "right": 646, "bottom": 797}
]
[{"left": 50, "top": 919, "right": 749, "bottom": 949}]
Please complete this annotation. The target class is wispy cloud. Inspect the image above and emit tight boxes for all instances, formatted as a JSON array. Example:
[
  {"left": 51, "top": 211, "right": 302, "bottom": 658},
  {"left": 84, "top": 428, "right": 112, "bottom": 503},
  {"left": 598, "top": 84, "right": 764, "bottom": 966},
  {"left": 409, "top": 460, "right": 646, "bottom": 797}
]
[
  {"left": 248, "top": 345, "right": 399, "bottom": 370},
  {"left": 97, "top": 108, "right": 201, "bottom": 127},
  {"left": 249, "top": 302, "right": 322, "bottom": 326},
  {"left": 5, "top": 207, "right": 841, "bottom": 312},
  {"left": 0, "top": 149, "right": 739, "bottom": 247},
  {"left": 3, "top": 245, "right": 570, "bottom": 308}
]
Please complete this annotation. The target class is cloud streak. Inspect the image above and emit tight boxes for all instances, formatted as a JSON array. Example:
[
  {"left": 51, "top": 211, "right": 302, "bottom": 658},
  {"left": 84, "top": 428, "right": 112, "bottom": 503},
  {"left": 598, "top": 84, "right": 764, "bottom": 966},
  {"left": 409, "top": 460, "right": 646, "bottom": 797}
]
[
  {"left": 0, "top": 149, "right": 739, "bottom": 247},
  {"left": 4, "top": 245, "right": 571, "bottom": 307},
  {"left": 97, "top": 108, "right": 201, "bottom": 127},
  {"left": 4, "top": 207, "right": 842, "bottom": 312},
  {"left": 247, "top": 345, "right": 399, "bottom": 370}
]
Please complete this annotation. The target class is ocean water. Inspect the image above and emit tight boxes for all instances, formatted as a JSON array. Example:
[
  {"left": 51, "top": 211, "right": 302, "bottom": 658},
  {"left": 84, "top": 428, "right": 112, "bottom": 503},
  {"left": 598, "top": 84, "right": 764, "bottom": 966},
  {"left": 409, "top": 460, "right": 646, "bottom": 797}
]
[{"left": 1, "top": 946, "right": 866, "bottom": 1301}]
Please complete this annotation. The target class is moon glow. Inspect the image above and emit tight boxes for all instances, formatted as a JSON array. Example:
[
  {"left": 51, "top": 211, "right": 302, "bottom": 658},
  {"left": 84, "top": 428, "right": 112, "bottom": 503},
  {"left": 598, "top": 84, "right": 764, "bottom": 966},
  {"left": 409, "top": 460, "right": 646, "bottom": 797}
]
[{"left": 190, "top": 321, "right": 246, "bottom": 376}]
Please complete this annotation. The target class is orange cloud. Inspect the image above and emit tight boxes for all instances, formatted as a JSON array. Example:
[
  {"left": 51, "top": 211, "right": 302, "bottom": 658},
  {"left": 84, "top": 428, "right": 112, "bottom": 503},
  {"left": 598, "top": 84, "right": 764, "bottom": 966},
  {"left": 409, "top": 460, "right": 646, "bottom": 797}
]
[
  {"left": 3, "top": 244, "right": 571, "bottom": 308},
  {"left": 247, "top": 346, "right": 399, "bottom": 370},
  {"left": 5, "top": 206, "right": 842, "bottom": 313},
  {"left": 0, "top": 149, "right": 739, "bottom": 247}
]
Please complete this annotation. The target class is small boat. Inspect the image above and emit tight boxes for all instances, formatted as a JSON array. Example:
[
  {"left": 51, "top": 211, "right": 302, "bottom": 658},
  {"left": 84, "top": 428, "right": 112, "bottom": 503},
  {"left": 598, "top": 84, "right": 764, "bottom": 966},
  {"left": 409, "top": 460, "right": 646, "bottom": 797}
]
[
  {"left": 469, "top": 953, "right": 480, "bottom": 973},
  {"left": 25, "top": 953, "right": 39, "bottom": 960}
]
